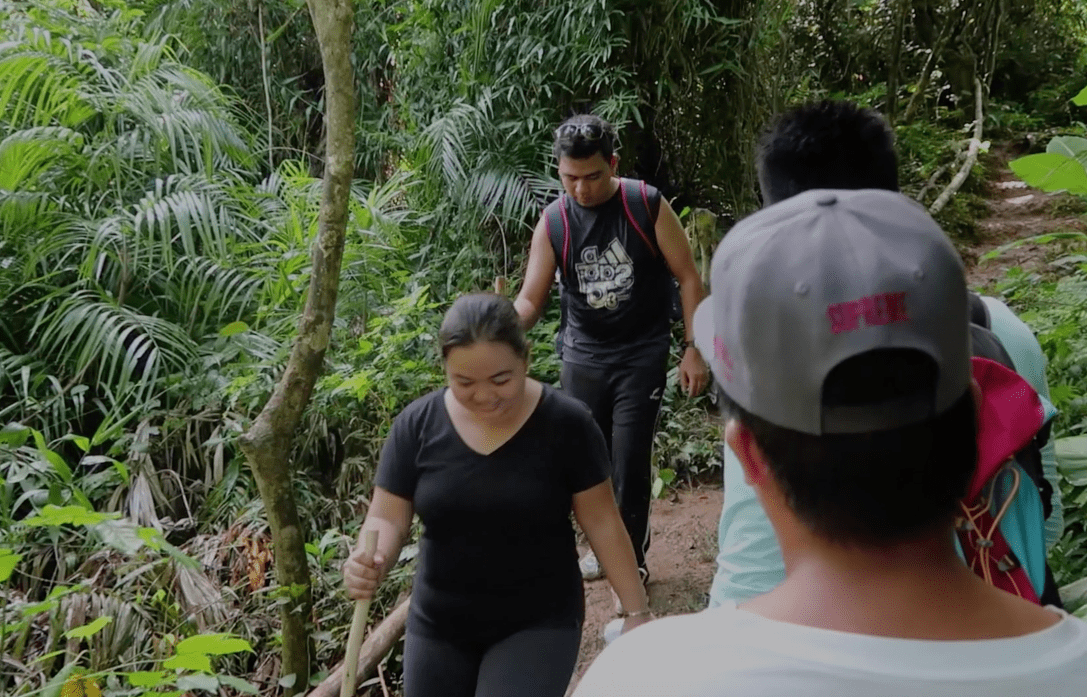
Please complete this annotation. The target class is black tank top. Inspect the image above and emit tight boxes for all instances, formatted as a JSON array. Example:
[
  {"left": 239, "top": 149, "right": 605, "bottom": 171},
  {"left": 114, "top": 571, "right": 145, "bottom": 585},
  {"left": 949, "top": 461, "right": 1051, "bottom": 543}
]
[{"left": 550, "top": 183, "right": 672, "bottom": 367}]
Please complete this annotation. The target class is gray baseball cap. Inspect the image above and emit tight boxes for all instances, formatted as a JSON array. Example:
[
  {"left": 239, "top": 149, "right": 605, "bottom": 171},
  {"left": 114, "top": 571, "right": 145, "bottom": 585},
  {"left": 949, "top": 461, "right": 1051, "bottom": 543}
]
[{"left": 692, "top": 188, "right": 971, "bottom": 435}]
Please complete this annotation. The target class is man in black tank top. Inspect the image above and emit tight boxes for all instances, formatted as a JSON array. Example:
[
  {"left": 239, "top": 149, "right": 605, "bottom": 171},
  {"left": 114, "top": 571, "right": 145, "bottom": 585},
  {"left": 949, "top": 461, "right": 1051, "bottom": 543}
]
[{"left": 514, "top": 115, "right": 709, "bottom": 584}]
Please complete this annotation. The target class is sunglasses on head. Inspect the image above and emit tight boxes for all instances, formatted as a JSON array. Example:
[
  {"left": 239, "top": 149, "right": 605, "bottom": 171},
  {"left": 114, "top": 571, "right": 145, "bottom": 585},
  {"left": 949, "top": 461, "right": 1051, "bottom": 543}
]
[{"left": 554, "top": 123, "right": 607, "bottom": 141}]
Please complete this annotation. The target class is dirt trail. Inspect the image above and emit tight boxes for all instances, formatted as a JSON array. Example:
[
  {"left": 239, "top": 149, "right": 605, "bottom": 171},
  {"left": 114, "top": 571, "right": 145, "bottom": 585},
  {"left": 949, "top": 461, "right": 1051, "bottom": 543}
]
[
  {"left": 572, "top": 487, "right": 722, "bottom": 683},
  {"left": 567, "top": 143, "right": 1087, "bottom": 689},
  {"left": 963, "top": 147, "right": 1086, "bottom": 289}
]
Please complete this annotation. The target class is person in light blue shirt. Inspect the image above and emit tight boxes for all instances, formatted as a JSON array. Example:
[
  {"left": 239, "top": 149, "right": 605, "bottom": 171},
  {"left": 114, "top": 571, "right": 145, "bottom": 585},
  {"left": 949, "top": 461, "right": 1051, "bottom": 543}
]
[
  {"left": 708, "top": 100, "right": 1063, "bottom": 608},
  {"left": 981, "top": 296, "right": 1063, "bottom": 548}
]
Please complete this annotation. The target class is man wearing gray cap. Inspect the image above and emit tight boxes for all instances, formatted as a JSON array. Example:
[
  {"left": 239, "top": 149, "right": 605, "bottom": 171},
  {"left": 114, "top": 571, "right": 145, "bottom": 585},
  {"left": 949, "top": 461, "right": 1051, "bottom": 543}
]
[
  {"left": 708, "top": 100, "right": 1064, "bottom": 609},
  {"left": 573, "top": 189, "right": 1087, "bottom": 696}
]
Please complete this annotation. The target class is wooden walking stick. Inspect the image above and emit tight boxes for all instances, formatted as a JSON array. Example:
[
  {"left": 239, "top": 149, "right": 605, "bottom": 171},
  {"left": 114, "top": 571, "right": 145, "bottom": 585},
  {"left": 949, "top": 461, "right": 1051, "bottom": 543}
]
[{"left": 341, "top": 530, "right": 379, "bottom": 697}]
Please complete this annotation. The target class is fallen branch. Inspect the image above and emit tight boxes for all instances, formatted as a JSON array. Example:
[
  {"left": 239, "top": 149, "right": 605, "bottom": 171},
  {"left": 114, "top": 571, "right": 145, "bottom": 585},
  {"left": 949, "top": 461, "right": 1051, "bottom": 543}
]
[
  {"left": 929, "top": 77, "right": 984, "bottom": 216},
  {"left": 916, "top": 145, "right": 970, "bottom": 203},
  {"left": 307, "top": 596, "right": 411, "bottom": 697},
  {"left": 915, "top": 164, "right": 948, "bottom": 204}
]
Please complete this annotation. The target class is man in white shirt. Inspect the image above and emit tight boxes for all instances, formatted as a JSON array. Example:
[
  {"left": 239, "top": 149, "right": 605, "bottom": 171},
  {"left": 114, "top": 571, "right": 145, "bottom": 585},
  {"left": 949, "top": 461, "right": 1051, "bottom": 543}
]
[{"left": 573, "top": 189, "right": 1087, "bottom": 697}]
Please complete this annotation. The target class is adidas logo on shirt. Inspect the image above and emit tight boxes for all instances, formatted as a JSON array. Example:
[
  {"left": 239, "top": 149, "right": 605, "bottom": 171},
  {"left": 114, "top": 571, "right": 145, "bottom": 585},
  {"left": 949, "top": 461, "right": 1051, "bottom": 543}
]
[{"left": 576, "top": 239, "right": 635, "bottom": 310}]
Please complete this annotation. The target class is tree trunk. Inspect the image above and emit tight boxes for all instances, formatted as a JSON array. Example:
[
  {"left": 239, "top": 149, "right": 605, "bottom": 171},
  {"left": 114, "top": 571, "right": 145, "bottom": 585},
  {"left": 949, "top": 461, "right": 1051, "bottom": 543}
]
[
  {"left": 237, "top": 0, "right": 355, "bottom": 692},
  {"left": 902, "top": 3, "right": 968, "bottom": 124},
  {"left": 980, "top": 0, "right": 1004, "bottom": 110},
  {"left": 910, "top": 0, "right": 937, "bottom": 48},
  {"left": 885, "top": 0, "right": 909, "bottom": 126}
]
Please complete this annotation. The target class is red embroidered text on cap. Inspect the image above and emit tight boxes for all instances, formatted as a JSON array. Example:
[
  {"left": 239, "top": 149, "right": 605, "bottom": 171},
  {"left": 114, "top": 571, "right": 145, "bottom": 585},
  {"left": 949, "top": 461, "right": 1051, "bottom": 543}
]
[
  {"left": 713, "top": 336, "right": 735, "bottom": 382},
  {"left": 827, "top": 292, "right": 909, "bottom": 335}
]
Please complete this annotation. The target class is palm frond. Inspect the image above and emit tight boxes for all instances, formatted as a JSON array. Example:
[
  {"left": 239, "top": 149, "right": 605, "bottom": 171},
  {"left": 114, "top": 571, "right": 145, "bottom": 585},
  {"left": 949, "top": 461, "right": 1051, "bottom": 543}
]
[
  {"left": 421, "top": 95, "right": 496, "bottom": 190},
  {"left": 159, "top": 255, "right": 265, "bottom": 335},
  {"left": 0, "top": 188, "right": 62, "bottom": 239},
  {"left": 0, "top": 126, "right": 84, "bottom": 189},
  {"left": 0, "top": 346, "right": 81, "bottom": 440},
  {"left": 28, "top": 288, "right": 199, "bottom": 407},
  {"left": 467, "top": 159, "right": 556, "bottom": 228},
  {"left": 0, "top": 31, "right": 97, "bottom": 129},
  {"left": 130, "top": 174, "right": 265, "bottom": 268}
]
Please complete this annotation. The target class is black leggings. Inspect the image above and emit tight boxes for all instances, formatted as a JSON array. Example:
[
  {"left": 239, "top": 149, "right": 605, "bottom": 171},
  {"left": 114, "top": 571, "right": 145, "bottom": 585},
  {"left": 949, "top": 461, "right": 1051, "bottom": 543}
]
[
  {"left": 561, "top": 360, "right": 666, "bottom": 569},
  {"left": 402, "top": 623, "right": 581, "bottom": 697}
]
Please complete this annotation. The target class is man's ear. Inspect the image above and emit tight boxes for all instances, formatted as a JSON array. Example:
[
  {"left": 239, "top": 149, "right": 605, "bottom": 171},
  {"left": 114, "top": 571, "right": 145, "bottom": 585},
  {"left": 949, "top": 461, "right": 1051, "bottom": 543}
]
[
  {"left": 725, "top": 418, "right": 770, "bottom": 487},
  {"left": 609, "top": 154, "right": 619, "bottom": 172}
]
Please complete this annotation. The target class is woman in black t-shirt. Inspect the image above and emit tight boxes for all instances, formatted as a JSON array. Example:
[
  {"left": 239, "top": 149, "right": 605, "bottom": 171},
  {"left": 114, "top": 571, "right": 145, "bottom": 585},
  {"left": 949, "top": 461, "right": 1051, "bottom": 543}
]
[{"left": 343, "top": 293, "right": 651, "bottom": 697}]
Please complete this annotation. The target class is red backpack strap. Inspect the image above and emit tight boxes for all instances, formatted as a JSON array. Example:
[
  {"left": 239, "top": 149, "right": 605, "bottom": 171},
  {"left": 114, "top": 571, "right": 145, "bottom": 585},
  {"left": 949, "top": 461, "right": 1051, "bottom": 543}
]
[
  {"left": 543, "top": 195, "right": 571, "bottom": 278},
  {"left": 957, "top": 357, "right": 1047, "bottom": 604},
  {"left": 956, "top": 465, "right": 1041, "bottom": 604},
  {"left": 619, "top": 178, "right": 659, "bottom": 257}
]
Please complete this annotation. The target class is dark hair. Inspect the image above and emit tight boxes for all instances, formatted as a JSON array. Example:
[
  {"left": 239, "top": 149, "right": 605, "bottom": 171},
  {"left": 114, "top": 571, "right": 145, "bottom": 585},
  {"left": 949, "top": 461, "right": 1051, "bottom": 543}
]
[
  {"left": 725, "top": 349, "right": 977, "bottom": 547},
  {"left": 552, "top": 114, "right": 616, "bottom": 161},
  {"left": 756, "top": 100, "right": 898, "bottom": 206},
  {"left": 439, "top": 293, "right": 529, "bottom": 360}
]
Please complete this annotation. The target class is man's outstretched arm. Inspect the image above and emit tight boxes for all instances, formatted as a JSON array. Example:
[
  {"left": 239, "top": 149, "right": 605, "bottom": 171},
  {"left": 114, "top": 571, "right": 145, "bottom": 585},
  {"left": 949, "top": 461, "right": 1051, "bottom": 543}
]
[
  {"left": 514, "top": 216, "right": 557, "bottom": 330},
  {"left": 655, "top": 197, "right": 709, "bottom": 396}
]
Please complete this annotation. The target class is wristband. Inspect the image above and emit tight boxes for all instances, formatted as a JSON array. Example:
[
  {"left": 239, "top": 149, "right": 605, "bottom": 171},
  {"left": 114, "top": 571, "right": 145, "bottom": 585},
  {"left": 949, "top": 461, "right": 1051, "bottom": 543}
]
[{"left": 618, "top": 608, "right": 652, "bottom": 619}]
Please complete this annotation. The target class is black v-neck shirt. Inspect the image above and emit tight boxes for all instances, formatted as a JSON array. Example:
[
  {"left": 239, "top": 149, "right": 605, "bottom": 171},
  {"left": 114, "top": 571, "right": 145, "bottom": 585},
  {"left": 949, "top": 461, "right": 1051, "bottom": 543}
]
[{"left": 375, "top": 384, "right": 610, "bottom": 642}]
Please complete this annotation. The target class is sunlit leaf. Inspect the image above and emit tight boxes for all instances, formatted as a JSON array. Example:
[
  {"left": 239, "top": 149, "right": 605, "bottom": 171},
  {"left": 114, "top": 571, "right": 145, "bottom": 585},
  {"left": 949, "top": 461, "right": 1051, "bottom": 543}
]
[
  {"left": 24, "top": 505, "right": 119, "bottom": 527},
  {"left": 65, "top": 615, "right": 113, "bottom": 639},
  {"left": 0, "top": 422, "right": 30, "bottom": 447},
  {"left": 164, "top": 654, "right": 213, "bottom": 672},
  {"left": 0, "top": 548, "right": 22, "bottom": 582},
  {"left": 127, "top": 671, "right": 168, "bottom": 688},
  {"left": 1047, "top": 136, "right": 1087, "bottom": 161},
  {"left": 176, "top": 633, "right": 253, "bottom": 656},
  {"left": 31, "top": 429, "right": 72, "bottom": 482},
  {"left": 1009, "top": 152, "right": 1087, "bottom": 195},
  {"left": 59, "top": 675, "right": 103, "bottom": 697},
  {"left": 218, "top": 321, "right": 249, "bottom": 337}
]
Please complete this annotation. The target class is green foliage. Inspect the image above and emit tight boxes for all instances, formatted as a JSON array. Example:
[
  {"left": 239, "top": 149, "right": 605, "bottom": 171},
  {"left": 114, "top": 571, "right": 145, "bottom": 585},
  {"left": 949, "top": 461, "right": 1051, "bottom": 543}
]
[
  {"left": 652, "top": 364, "right": 722, "bottom": 488},
  {"left": 0, "top": 461, "right": 257, "bottom": 695},
  {"left": 0, "top": 1, "right": 260, "bottom": 439},
  {"left": 896, "top": 120, "right": 967, "bottom": 189},
  {"left": 0, "top": 0, "right": 416, "bottom": 523},
  {"left": 1053, "top": 436, "right": 1087, "bottom": 593},
  {"left": 997, "top": 265, "right": 1087, "bottom": 435},
  {"left": 986, "top": 102, "right": 1047, "bottom": 138},
  {"left": 315, "top": 284, "right": 445, "bottom": 498},
  {"left": 7, "top": 0, "right": 1087, "bottom": 690},
  {"left": 0, "top": 4, "right": 419, "bottom": 691},
  {"left": 143, "top": 0, "right": 326, "bottom": 174},
  {"left": 998, "top": 1, "right": 1087, "bottom": 125},
  {"left": 993, "top": 255, "right": 1087, "bottom": 587},
  {"left": 991, "top": 93, "right": 1087, "bottom": 591},
  {"left": 894, "top": 119, "right": 988, "bottom": 239}
]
